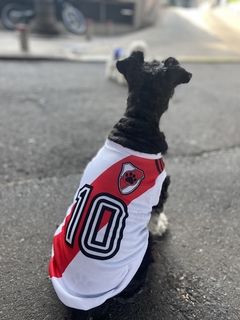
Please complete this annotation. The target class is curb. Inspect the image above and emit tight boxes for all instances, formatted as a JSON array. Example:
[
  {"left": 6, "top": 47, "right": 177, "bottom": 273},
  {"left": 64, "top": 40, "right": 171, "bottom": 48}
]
[
  {"left": 0, "top": 53, "right": 107, "bottom": 62},
  {"left": 1, "top": 54, "right": 240, "bottom": 63},
  {"left": 175, "top": 56, "right": 240, "bottom": 63}
]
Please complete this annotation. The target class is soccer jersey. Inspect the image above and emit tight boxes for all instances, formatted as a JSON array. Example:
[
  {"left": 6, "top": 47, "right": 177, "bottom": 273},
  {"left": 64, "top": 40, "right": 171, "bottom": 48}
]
[{"left": 49, "top": 139, "right": 166, "bottom": 310}]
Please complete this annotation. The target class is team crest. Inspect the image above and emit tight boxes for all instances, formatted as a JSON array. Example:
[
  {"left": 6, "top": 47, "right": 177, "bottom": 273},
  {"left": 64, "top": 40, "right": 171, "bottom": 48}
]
[{"left": 119, "top": 163, "right": 145, "bottom": 195}]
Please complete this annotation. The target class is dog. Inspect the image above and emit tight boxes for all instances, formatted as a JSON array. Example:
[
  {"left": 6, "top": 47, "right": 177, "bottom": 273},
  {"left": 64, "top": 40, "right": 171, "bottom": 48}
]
[
  {"left": 105, "top": 40, "right": 149, "bottom": 85},
  {"left": 49, "top": 51, "right": 192, "bottom": 320}
]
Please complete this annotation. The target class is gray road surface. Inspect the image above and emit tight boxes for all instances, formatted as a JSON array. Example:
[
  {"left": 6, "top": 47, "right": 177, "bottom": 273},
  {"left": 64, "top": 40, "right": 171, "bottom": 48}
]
[{"left": 0, "top": 60, "right": 240, "bottom": 320}]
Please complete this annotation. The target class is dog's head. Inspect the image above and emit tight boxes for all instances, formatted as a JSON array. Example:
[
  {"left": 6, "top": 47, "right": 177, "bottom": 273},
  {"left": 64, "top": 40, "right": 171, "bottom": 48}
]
[{"left": 116, "top": 51, "right": 192, "bottom": 113}]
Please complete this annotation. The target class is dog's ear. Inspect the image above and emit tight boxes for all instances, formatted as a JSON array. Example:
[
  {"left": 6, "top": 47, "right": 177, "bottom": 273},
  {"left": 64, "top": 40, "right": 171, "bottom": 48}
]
[
  {"left": 116, "top": 51, "right": 144, "bottom": 76},
  {"left": 131, "top": 51, "right": 144, "bottom": 63},
  {"left": 163, "top": 57, "right": 192, "bottom": 85},
  {"left": 163, "top": 57, "right": 179, "bottom": 67}
]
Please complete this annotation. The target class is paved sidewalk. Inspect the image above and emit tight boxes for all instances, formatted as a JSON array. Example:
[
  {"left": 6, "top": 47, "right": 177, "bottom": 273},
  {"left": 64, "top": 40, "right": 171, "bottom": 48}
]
[{"left": 0, "top": 6, "right": 240, "bottom": 62}]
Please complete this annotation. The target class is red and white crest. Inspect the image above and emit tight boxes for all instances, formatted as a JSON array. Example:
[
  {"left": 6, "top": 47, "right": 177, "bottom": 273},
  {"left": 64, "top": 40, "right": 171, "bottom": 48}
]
[{"left": 118, "top": 163, "right": 145, "bottom": 195}]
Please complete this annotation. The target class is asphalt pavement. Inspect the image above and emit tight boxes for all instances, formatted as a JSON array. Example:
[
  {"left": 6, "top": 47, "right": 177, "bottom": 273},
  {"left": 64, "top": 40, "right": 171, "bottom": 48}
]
[{"left": 0, "top": 6, "right": 240, "bottom": 320}]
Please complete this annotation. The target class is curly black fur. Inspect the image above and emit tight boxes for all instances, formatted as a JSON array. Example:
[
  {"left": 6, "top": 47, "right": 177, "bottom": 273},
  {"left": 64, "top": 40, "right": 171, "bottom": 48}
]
[{"left": 108, "top": 52, "right": 192, "bottom": 155}]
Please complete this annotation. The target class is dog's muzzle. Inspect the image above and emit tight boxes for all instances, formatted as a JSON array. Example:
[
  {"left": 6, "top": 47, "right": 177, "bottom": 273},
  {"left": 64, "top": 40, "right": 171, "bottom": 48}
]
[{"left": 181, "top": 71, "right": 192, "bottom": 84}]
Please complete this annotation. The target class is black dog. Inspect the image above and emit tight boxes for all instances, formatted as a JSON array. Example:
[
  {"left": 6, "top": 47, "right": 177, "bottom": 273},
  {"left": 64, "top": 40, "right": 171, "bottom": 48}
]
[{"left": 49, "top": 51, "right": 192, "bottom": 320}]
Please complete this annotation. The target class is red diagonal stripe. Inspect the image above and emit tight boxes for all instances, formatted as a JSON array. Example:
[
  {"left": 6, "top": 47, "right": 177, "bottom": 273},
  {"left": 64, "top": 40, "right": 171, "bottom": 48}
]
[{"left": 49, "top": 155, "right": 161, "bottom": 278}]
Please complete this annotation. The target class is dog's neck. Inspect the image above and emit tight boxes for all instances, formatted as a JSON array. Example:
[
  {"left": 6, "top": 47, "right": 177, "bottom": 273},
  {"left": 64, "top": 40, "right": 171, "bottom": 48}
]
[
  {"left": 125, "top": 92, "right": 169, "bottom": 126},
  {"left": 108, "top": 93, "right": 168, "bottom": 155}
]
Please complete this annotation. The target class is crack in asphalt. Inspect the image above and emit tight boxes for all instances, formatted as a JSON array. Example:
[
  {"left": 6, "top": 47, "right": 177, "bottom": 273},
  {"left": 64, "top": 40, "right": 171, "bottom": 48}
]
[
  {"left": 166, "top": 144, "right": 240, "bottom": 159},
  {"left": 0, "top": 144, "right": 239, "bottom": 188}
]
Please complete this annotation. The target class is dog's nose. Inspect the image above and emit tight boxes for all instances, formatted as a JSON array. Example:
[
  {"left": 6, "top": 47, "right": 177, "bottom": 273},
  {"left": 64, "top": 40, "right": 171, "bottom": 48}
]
[{"left": 184, "top": 72, "right": 192, "bottom": 83}]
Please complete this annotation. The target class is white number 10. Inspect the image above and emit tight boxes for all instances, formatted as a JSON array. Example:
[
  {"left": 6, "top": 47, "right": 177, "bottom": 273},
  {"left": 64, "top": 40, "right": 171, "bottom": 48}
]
[{"left": 65, "top": 184, "right": 128, "bottom": 260}]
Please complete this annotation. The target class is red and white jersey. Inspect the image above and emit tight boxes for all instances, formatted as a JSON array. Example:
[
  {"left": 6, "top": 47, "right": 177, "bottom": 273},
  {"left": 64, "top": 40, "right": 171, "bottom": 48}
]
[{"left": 49, "top": 139, "right": 166, "bottom": 310}]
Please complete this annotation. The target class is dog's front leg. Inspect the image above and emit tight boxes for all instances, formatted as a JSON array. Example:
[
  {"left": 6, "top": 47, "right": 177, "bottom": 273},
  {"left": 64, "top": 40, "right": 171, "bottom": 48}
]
[
  {"left": 148, "top": 176, "right": 170, "bottom": 236},
  {"left": 148, "top": 211, "right": 168, "bottom": 236}
]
